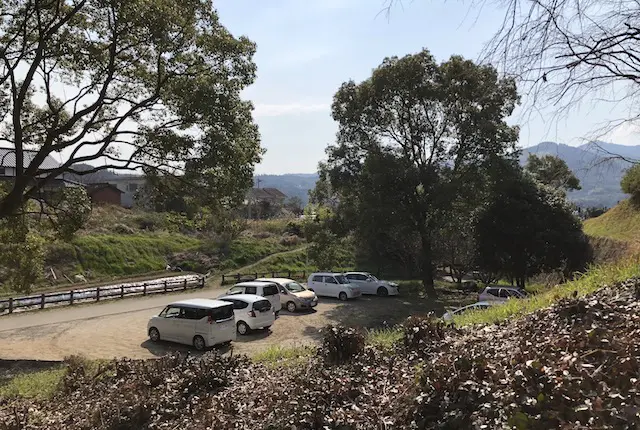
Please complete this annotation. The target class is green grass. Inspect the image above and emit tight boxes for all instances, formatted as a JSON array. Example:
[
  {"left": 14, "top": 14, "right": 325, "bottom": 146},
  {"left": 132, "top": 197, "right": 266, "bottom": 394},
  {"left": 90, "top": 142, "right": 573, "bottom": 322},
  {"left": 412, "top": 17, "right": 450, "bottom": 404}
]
[
  {"left": 366, "top": 327, "right": 403, "bottom": 351},
  {"left": 73, "top": 233, "right": 201, "bottom": 276},
  {"left": 584, "top": 199, "right": 640, "bottom": 242},
  {"left": 218, "top": 237, "right": 295, "bottom": 272},
  {"left": 0, "top": 367, "right": 66, "bottom": 399},
  {"left": 252, "top": 345, "right": 315, "bottom": 367},
  {"left": 453, "top": 258, "right": 640, "bottom": 326}
]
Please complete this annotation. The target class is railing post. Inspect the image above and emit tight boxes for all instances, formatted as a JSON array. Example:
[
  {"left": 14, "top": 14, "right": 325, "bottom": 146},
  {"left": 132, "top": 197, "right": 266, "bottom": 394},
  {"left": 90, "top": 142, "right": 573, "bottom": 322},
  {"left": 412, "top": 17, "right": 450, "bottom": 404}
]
[
  {"left": 164, "top": 280, "right": 168, "bottom": 293},
  {"left": 70, "top": 290, "right": 74, "bottom": 305},
  {"left": 236, "top": 273, "right": 240, "bottom": 282},
  {"left": 96, "top": 287, "right": 100, "bottom": 302},
  {"left": 183, "top": 279, "right": 187, "bottom": 291},
  {"left": 271, "top": 271, "right": 275, "bottom": 278},
  {"left": 302, "top": 270, "right": 306, "bottom": 279},
  {"left": 200, "top": 277, "right": 205, "bottom": 288},
  {"left": 288, "top": 270, "right": 292, "bottom": 278},
  {"left": 40, "top": 294, "right": 45, "bottom": 309},
  {"left": 120, "top": 286, "right": 124, "bottom": 299},
  {"left": 222, "top": 274, "right": 226, "bottom": 284},
  {"left": 143, "top": 283, "right": 147, "bottom": 296},
  {"left": 9, "top": 298, "right": 13, "bottom": 314},
  {"left": 254, "top": 272, "right": 258, "bottom": 279}
]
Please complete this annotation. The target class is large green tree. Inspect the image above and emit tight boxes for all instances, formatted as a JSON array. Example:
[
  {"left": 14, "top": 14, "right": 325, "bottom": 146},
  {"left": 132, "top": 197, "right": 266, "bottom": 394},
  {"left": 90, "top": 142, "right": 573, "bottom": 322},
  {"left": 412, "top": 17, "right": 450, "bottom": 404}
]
[
  {"left": 326, "top": 49, "right": 519, "bottom": 295},
  {"left": 475, "top": 167, "right": 591, "bottom": 288},
  {"left": 0, "top": 0, "right": 261, "bottom": 218},
  {"left": 525, "top": 154, "right": 581, "bottom": 193}
]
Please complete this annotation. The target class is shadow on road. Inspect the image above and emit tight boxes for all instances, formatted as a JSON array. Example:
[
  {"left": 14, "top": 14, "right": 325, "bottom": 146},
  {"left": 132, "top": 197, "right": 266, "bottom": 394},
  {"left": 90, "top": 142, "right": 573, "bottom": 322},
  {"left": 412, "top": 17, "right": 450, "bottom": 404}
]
[
  {"left": 233, "top": 327, "right": 272, "bottom": 343},
  {"left": 140, "top": 339, "right": 233, "bottom": 357}
]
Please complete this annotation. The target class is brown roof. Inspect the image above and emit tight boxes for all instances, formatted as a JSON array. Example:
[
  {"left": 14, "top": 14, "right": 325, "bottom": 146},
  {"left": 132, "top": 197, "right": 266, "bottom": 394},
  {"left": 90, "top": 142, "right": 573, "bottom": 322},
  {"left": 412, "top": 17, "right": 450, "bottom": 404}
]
[
  {"left": 248, "top": 187, "right": 287, "bottom": 200},
  {"left": 87, "top": 183, "right": 123, "bottom": 194}
]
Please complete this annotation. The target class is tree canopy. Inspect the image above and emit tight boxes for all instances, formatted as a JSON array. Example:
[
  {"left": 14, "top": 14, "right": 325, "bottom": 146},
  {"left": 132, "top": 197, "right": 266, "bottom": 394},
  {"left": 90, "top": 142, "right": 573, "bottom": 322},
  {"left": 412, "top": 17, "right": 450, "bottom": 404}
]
[
  {"left": 525, "top": 154, "right": 581, "bottom": 193},
  {"left": 325, "top": 49, "right": 520, "bottom": 295},
  {"left": 0, "top": 0, "right": 262, "bottom": 218},
  {"left": 621, "top": 165, "right": 640, "bottom": 200}
]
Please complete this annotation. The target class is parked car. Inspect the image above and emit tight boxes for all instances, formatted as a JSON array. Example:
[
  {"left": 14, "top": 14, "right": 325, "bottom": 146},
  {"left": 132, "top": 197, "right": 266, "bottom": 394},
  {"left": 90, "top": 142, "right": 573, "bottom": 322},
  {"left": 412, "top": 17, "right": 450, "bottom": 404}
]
[
  {"left": 306, "top": 272, "right": 361, "bottom": 301},
  {"left": 218, "top": 294, "right": 276, "bottom": 335},
  {"left": 442, "top": 301, "right": 494, "bottom": 322},
  {"left": 223, "top": 281, "right": 282, "bottom": 315},
  {"left": 147, "top": 299, "right": 236, "bottom": 351},
  {"left": 256, "top": 277, "right": 318, "bottom": 313},
  {"left": 478, "top": 286, "right": 528, "bottom": 303},
  {"left": 343, "top": 272, "right": 399, "bottom": 296}
]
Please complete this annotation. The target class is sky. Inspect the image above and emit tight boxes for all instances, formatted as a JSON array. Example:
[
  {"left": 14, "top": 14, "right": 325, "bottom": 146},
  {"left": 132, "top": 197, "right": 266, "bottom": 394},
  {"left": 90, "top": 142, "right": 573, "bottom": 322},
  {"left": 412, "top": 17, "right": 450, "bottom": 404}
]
[{"left": 214, "top": 0, "right": 640, "bottom": 175}]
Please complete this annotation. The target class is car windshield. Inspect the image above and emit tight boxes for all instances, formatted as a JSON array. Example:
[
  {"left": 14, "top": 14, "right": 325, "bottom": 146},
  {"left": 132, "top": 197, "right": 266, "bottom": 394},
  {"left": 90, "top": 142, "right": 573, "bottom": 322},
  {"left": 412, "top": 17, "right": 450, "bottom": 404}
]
[
  {"left": 335, "top": 275, "right": 349, "bottom": 284},
  {"left": 285, "top": 282, "right": 305, "bottom": 293}
]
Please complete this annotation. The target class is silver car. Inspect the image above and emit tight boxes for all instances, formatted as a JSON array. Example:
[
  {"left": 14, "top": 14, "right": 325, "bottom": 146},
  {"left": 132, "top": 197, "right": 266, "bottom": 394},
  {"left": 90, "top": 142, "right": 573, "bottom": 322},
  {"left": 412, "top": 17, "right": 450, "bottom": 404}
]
[{"left": 256, "top": 278, "right": 318, "bottom": 313}]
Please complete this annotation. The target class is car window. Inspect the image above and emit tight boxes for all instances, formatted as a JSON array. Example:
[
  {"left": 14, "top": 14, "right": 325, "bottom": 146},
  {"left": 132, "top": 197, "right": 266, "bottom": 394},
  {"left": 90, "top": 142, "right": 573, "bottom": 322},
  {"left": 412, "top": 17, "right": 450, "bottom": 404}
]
[
  {"left": 498, "top": 289, "right": 512, "bottom": 298},
  {"left": 262, "top": 285, "right": 279, "bottom": 296},
  {"left": 180, "top": 307, "right": 200, "bottom": 320},
  {"left": 486, "top": 288, "right": 499, "bottom": 297},
  {"left": 278, "top": 285, "right": 287, "bottom": 294},
  {"left": 348, "top": 274, "right": 367, "bottom": 281},
  {"left": 245, "top": 286, "right": 257, "bottom": 295},
  {"left": 220, "top": 298, "right": 249, "bottom": 310},
  {"left": 324, "top": 276, "right": 338, "bottom": 284},
  {"left": 162, "top": 306, "right": 180, "bottom": 318},
  {"left": 229, "top": 286, "right": 243, "bottom": 294},
  {"left": 285, "top": 282, "right": 305, "bottom": 293},
  {"left": 311, "top": 275, "right": 323, "bottom": 282},
  {"left": 253, "top": 300, "right": 272, "bottom": 312},
  {"left": 211, "top": 305, "right": 234, "bottom": 321},
  {"left": 334, "top": 275, "right": 349, "bottom": 284},
  {"left": 195, "top": 308, "right": 210, "bottom": 320}
]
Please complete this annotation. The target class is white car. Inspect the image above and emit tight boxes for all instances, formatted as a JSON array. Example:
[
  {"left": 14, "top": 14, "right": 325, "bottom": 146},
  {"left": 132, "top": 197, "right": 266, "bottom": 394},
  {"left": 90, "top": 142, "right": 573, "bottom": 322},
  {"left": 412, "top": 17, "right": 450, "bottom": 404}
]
[
  {"left": 344, "top": 272, "right": 399, "bottom": 296},
  {"left": 256, "top": 277, "right": 318, "bottom": 313},
  {"left": 223, "top": 281, "right": 282, "bottom": 315},
  {"left": 478, "top": 286, "right": 528, "bottom": 303},
  {"left": 442, "top": 301, "right": 494, "bottom": 322},
  {"left": 218, "top": 294, "right": 276, "bottom": 335},
  {"left": 306, "top": 272, "right": 361, "bottom": 301},
  {"left": 147, "top": 299, "right": 236, "bottom": 351}
]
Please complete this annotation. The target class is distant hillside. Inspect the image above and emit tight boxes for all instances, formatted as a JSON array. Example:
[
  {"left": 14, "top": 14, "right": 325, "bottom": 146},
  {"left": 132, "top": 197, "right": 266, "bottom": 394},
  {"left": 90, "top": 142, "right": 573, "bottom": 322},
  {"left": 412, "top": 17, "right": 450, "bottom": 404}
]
[
  {"left": 520, "top": 141, "right": 634, "bottom": 208},
  {"left": 583, "top": 199, "right": 640, "bottom": 242},
  {"left": 254, "top": 173, "right": 319, "bottom": 205}
]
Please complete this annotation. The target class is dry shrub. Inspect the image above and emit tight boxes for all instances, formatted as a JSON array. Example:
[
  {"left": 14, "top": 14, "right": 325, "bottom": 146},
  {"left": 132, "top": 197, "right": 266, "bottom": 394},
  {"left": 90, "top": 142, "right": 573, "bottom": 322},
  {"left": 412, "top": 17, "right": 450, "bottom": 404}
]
[
  {"left": 402, "top": 315, "right": 446, "bottom": 353},
  {"left": 251, "top": 231, "right": 272, "bottom": 239},
  {"left": 320, "top": 325, "right": 365, "bottom": 365},
  {"left": 279, "top": 234, "right": 300, "bottom": 246}
]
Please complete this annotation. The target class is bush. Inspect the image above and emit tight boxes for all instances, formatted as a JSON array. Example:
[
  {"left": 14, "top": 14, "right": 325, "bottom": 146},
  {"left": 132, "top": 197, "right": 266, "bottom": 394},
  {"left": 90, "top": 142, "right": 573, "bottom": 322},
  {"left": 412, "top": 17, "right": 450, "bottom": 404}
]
[
  {"left": 285, "top": 220, "right": 303, "bottom": 237},
  {"left": 168, "top": 251, "right": 219, "bottom": 273},
  {"left": 402, "top": 315, "right": 446, "bottom": 353},
  {"left": 621, "top": 164, "right": 640, "bottom": 198},
  {"left": 111, "top": 223, "right": 136, "bottom": 235},
  {"left": 279, "top": 234, "right": 300, "bottom": 246},
  {"left": 320, "top": 325, "right": 365, "bottom": 365},
  {"left": 44, "top": 242, "right": 78, "bottom": 266}
]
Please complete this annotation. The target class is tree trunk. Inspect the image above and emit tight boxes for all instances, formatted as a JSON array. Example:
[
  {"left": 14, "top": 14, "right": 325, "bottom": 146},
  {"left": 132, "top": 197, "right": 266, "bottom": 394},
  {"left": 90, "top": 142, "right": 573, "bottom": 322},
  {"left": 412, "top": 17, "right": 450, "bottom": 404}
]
[{"left": 418, "top": 231, "right": 437, "bottom": 297}]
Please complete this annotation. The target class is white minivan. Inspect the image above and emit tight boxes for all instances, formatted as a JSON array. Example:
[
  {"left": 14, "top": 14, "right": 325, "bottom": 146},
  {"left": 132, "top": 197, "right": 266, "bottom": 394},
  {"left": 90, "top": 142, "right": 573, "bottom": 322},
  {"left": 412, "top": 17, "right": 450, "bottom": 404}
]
[
  {"left": 307, "top": 272, "right": 361, "bottom": 301},
  {"left": 147, "top": 299, "right": 236, "bottom": 351},
  {"left": 218, "top": 294, "right": 276, "bottom": 335},
  {"left": 223, "top": 281, "right": 282, "bottom": 315}
]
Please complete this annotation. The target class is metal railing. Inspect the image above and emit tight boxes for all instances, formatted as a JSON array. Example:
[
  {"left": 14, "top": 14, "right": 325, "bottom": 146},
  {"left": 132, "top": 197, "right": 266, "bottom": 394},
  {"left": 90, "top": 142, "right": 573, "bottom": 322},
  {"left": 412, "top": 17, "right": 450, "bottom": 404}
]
[
  {"left": 0, "top": 275, "right": 205, "bottom": 315},
  {"left": 221, "top": 270, "right": 307, "bottom": 285}
]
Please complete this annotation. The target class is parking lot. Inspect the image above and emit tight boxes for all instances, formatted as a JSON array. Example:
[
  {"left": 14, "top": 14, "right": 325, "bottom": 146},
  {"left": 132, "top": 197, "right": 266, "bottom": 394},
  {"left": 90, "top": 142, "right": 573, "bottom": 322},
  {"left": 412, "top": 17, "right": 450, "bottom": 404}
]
[{"left": 0, "top": 282, "right": 471, "bottom": 361}]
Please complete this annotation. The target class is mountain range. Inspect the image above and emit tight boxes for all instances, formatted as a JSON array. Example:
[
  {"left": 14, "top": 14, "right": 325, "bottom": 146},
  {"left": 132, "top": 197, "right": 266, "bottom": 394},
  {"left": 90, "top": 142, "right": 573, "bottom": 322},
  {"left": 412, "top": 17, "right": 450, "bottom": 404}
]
[{"left": 71, "top": 141, "right": 639, "bottom": 208}]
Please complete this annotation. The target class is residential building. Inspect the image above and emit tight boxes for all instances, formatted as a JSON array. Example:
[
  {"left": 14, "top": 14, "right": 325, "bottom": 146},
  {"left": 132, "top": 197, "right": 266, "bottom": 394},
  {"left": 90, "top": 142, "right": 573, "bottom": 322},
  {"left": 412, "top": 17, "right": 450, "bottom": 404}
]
[
  {"left": 95, "top": 174, "right": 146, "bottom": 208},
  {"left": 245, "top": 187, "right": 287, "bottom": 219},
  {"left": 86, "top": 183, "right": 123, "bottom": 206}
]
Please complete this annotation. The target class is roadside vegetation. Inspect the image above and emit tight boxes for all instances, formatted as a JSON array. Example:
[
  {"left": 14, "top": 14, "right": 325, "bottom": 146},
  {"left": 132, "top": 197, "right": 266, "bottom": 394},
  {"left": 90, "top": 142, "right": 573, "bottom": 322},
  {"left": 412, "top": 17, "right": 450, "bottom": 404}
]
[{"left": 584, "top": 199, "right": 640, "bottom": 242}]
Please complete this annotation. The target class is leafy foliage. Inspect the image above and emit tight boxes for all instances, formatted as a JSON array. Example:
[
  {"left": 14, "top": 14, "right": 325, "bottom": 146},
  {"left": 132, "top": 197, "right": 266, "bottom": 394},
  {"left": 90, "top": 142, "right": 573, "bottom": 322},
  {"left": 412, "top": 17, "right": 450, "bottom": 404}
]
[
  {"left": 325, "top": 49, "right": 519, "bottom": 295},
  {"left": 0, "top": 0, "right": 261, "bottom": 218},
  {"left": 320, "top": 325, "right": 366, "bottom": 365},
  {"left": 621, "top": 164, "right": 640, "bottom": 199},
  {"left": 525, "top": 154, "right": 581, "bottom": 192},
  {"left": 49, "top": 187, "right": 92, "bottom": 241},
  {"left": 475, "top": 168, "right": 592, "bottom": 287}
]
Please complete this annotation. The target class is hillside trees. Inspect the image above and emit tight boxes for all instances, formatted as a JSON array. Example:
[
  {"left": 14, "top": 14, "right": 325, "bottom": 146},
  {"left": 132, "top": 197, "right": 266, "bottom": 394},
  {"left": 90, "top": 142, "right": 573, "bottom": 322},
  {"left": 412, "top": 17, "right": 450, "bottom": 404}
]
[
  {"left": 476, "top": 167, "right": 591, "bottom": 288},
  {"left": 0, "top": 0, "right": 261, "bottom": 219},
  {"left": 621, "top": 165, "right": 640, "bottom": 200},
  {"left": 327, "top": 49, "right": 519, "bottom": 296},
  {"left": 525, "top": 154, "right": 581, "bottom": 193}
]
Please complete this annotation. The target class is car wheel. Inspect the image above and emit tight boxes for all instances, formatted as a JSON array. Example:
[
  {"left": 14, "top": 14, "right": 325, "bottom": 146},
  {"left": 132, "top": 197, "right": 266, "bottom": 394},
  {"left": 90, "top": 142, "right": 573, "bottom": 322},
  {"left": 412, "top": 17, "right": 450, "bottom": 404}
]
[
  {"left": 237, "top": 321, "right": 250, "bottom": 335},
  {"left": 286, "top": 301, "right": 297, "bottom": 313},
  {"left": 263, "top": 325, "right": 272, "bottom": 330},
  {"left": 377, "top": 286, "right": 389, "bottom": 297},
  {"left": 148, "top": 327, "right": 160, "bottom": 342},
  {"left": 193, "top": 335, "right": 206, "bottom": 351},
  {"left": 339, "top": 292, "right": 348, "bottom": 301}
]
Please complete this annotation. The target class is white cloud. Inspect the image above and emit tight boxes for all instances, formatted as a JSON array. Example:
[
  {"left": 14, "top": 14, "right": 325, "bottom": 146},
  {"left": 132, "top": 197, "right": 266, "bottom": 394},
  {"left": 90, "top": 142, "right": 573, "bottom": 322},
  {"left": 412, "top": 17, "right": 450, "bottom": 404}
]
[
  {"left": 253, "top": 102, "right": 330, "bottom": 117},
  {"left": 603, "top": 122, "right": 640, "bottom": 146}
]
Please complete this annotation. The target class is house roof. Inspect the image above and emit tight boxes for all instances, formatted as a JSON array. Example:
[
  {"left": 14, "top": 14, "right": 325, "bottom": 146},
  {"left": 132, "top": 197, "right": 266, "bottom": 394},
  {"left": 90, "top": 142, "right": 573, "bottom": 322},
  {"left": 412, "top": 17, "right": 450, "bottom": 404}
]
[
  {"left": 0, "top": 148, "right": 61, "bottom": 170},
  {"left": 87, "top": 183, "right": 123, "bottom": 194},
  {"left": 247, "top": 187, "right": 287, "bottom": 200}
]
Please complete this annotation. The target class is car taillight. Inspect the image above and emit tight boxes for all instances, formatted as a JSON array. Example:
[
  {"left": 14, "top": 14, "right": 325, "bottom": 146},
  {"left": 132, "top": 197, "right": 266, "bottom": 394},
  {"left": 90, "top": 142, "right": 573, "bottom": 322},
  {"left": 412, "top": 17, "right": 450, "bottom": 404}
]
[
  {"left": 248, "top": 310, "right": 256, "bottom": 317},
  {"left": 207, "top": 315, "right": 213, "bottom": 324}
]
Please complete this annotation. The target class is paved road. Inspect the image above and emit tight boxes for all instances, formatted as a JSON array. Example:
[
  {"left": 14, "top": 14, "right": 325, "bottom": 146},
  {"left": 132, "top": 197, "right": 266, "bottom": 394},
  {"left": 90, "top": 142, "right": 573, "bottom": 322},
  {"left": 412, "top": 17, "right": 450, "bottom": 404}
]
[{"left": 0, "top": 283, "right": 227, "bottom": 333}]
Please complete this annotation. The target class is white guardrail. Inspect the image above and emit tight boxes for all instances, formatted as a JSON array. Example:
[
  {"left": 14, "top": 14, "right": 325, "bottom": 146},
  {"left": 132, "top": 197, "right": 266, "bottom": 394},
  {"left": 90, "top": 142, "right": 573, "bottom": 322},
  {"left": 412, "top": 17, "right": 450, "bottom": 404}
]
[{"left": 0, "top": 274, "right": 204, "bottom": 315}]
